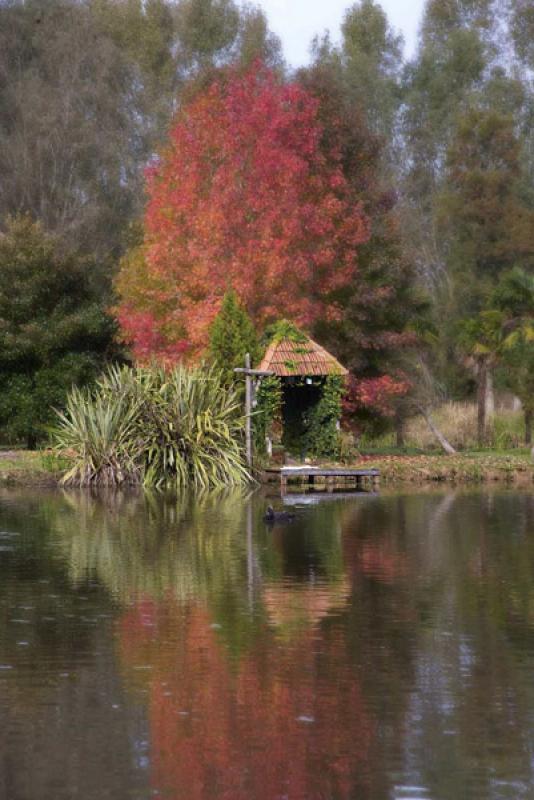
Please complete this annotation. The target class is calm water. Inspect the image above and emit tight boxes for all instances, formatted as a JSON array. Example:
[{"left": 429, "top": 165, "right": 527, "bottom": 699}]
[{"left": 1, "top": 488, "right": 534, "bottom": 800}]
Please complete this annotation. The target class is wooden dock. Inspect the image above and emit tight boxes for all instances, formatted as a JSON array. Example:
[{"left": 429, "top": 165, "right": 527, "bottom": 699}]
[{"left": 263, "top": 466, "right": 380, "bottom": 494}]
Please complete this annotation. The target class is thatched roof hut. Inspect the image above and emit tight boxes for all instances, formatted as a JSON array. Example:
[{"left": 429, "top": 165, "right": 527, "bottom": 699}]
[{"left": 256, "top": 323, "right": 348, "bottom": 458}]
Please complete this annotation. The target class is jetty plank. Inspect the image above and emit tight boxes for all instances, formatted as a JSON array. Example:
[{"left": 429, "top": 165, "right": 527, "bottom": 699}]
[
  {"left": 263, "top": 466, "right": 381, "bottom": 494},
  {"left": 264, "top": 467, "right": 380, "bottom": 478}
]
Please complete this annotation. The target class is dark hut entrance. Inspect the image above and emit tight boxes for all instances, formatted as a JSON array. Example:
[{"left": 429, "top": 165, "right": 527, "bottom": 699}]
[
  {"left": 257, "top": 324, "right": 348, "bottom": 460},
  {"left": 281, "top": 379, "right": 321, "bottom": 454}
]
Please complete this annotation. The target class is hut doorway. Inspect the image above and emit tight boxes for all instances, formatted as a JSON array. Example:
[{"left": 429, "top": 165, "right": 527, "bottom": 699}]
[{"left": 281, "top": 380, "right": 322, "bottom": 456}]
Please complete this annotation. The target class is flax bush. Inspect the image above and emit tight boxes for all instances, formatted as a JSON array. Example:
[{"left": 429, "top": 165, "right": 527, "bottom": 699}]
[{"left": 53, "top": 364, "right": 251, "bottom": 489}]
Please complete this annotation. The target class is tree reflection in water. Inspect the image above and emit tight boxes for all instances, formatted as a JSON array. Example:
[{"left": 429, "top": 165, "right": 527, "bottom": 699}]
[
  {"left": 4, "top": 489, "right": 534, "bottom": 799},
  {"left": 55, "top": 490, "right": 409, "bottom": 799}
]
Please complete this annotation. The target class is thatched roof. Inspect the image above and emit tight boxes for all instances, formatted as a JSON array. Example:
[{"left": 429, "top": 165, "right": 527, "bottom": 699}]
[{"left": 258, "top": 329, "right": 348, "bottom": 378}]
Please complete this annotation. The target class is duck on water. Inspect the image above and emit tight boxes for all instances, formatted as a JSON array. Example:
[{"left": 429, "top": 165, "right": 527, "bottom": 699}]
[{"left": 264, "top": 505, "right": 296, "bottom": 523}]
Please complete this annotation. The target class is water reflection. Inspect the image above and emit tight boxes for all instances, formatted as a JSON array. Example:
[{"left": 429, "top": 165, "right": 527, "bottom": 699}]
[
  {"left": 1, "top": 489, "right": 534, "bottom": 799},
  {"left": 0, "top": 491, "right": 149, "bottom": 800}
]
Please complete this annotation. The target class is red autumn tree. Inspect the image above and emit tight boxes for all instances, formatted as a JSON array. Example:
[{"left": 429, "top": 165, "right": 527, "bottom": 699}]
[{"left": 115, "top": 64, "right": 369, "bottom": 359}]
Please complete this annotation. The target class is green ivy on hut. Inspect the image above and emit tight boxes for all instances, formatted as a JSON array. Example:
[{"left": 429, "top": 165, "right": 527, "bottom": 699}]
[
  {"left": 304, "top": 376, "right": 345, "bottom": 459},
  {"left": 254, "top": 375, "right": 282, "bottom": 454},
  {"left": 253, "top": 320, "right": 348, "bottom": 460},
  {"left": 255, "top": 374, "right": 345, "bottom": 459}
]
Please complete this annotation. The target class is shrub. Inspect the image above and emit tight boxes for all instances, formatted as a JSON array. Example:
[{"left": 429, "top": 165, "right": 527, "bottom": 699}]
[
  {"left": 53, "top": 364, "right": 251, "bottom": 489},
  {"left": 208, "top": 290, "right": 259, "bottom": 385}
]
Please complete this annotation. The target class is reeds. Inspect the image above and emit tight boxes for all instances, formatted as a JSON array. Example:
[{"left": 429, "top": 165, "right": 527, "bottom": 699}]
[{"left": 53, "top": 364, "right": 251, "bottom": 489}]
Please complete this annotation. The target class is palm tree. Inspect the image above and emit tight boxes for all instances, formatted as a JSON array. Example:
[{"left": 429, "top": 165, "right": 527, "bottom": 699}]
[
  {"left": 457, "top": 310, "right": 506, "bottom": 447},
  {"left": 457, "top": 269, "right": 534, "bottom": 448}
]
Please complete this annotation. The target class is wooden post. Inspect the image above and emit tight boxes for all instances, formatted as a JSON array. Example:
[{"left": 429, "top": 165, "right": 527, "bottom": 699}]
[
  {"left": 233, "top": 362, "right": 274, "bottom": 473},
  {"left": 245, "top": 353, "right": 252, "bottom": 470}
]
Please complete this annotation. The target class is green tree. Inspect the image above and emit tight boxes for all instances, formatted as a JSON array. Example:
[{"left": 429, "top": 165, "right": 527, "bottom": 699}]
[
  {"left": 0, "top": 0, "right": 283, "bottom": 265},
  {"left": 502, "top": 340, "right": 534, "bottom": 446},
  {"left": 174, "top": 0, "right": 282, "bottom": 76},
  {"left": 401, "top": 1, "right": 492, "bottom": 288},
  {"left": 208, "top": 290, "right": 259, "bottom": 385},
  {"left": 0, "top": 216, "right": 119, "bottom": 448},
  {"left": 436, "top": 106, "right": 534, "bottom": 413},
  {"left": 175, "top": 0, "right": 240, "bottom": 67},
  {"left": 456, "top": 268, "right": 534, "bottom": 448},
  {"left": 398, "top": 0, "right": 534, "bottom": 416},
  {"left": 494, "top": 267, "right": 534, "bottom": 444},
  {"left": 0, "top": 0, "right": 144, "bottom": 262},
  {"left": 92, "top": 0, "right": 179, "bottom": 140},
  {"left": 309, "top": 0, "right": 403, "bottom": 171},
  {"left": 339, "top": 0, "right": 403, "bottom": 145},
  {"left": 237, "top": 4, "right": 283, "bottom": 70},
  {"left": 438, "top": 108, "right": 534, "bottom": 315},
  {"left": 510, "top": 0, "right": 534, "bottom": 70}
]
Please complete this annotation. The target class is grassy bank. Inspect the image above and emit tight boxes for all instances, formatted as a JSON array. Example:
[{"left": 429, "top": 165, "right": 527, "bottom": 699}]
[
  {"left": 353, "top": 451, "right": 534, "bottom": 485},
  {"left": 2, "top": 449, "right": 534, "bottom": 488},
  {"left": 0, "top": 451, "right": 66, "bottom": 487}
]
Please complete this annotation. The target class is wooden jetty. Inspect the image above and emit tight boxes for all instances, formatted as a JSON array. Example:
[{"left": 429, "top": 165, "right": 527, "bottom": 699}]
[{"left": 263, "top": 466, "right": 380, "bottom": 494}]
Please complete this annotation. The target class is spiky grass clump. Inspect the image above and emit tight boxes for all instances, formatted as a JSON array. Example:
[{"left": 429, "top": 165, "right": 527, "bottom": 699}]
[
  {"left": 53, "top": 364, "right": 251, "bottom": 489},
  {"left": 54, "top": 387, "right": 144, "bottom": 487}
]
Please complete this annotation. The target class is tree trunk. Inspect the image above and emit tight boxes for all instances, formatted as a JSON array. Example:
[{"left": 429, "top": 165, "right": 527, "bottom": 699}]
[
  {"left": 525, "top": 409, "right": 533, "bottom": 447},
  {"left": 395, "top": 411, "right": 405, "bottom": 449},
  {"left": 477, "top": 359, "right": 488, "bottom": 447},
  {"left": 418, "top": 406, "right": 457, "bottom": 455},
  {"left": 485, "top": 369, "right": 495, "bottom": 421}
]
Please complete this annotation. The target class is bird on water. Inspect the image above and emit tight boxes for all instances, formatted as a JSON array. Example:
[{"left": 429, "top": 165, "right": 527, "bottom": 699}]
[{"left": 264, "top": 505, "right": 295, "bottom": 523}]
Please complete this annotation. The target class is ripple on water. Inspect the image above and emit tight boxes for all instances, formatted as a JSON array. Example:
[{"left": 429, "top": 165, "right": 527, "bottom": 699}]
[
  {"left": 394, "top": 787, "right": 432, "bottom": 800},
  {"left": 1, "top": 489, "right": 534, "bottom": 800}
]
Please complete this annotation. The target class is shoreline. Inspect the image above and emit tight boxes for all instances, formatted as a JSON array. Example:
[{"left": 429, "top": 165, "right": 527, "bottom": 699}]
[
  {"left": 1, "top": 450, "right": 534, "bottom": 489},
  {"left": 0, "top": 451, "right": 60, "bottom": 488},
  {"left": 352, "top": 452, "right": 534, "bottom": 486}
]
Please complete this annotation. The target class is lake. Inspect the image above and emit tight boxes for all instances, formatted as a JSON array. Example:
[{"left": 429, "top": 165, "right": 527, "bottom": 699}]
[{"left": 1, "top": 487, "right": 534, "bottom": 799}]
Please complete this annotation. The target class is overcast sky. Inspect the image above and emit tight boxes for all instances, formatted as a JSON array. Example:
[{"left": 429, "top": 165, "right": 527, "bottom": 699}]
[{"left": 255, "top": 0, "right": 426, "bottom": 66}]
